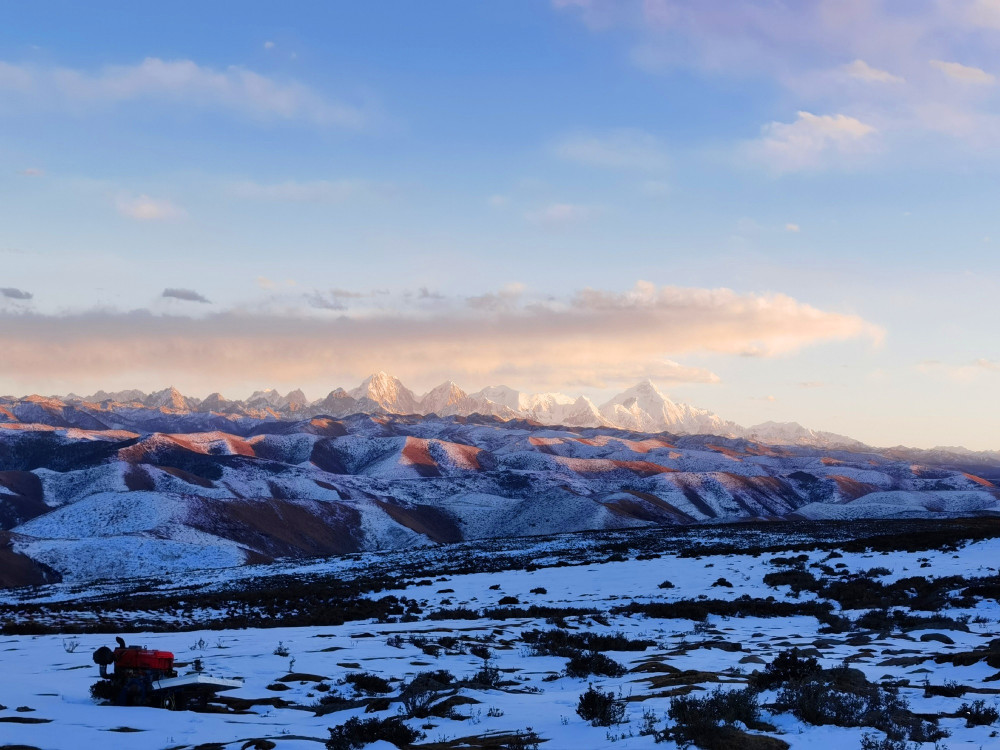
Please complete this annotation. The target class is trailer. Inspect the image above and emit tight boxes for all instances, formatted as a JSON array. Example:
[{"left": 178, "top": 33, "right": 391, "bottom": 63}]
[{"left": 92, "top": 637, "right": 242, "bottom": 710}]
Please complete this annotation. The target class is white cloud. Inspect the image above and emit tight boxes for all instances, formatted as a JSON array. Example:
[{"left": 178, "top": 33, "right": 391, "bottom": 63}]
[
  {"left": 116, "top": 194, "right": 185, "bottom": 221},
  {"left": 0, "top": 58, "right": 366, "bottom": 128},
  {"left": 17, "top": 167, "right": 44, "bottom": 177},
  {"left": 843, "top": 59, "right": 904, "bottom": 84},
  {"left": 554, "top": 128, "right": 669, "bottom": 171},
  {"left": 751, "top": 111, "right": 877, "bottom": 172},
  {"left": 930, "top": 59, "right": 996, "bottom": 84},
  {"left": 487, "top": 194, "right": 509, "bottom": 208},
  {"left": 785, "top": 223, "right": 800, "bottom": 232},
  {"left": 263, "top": 41, "right": 276, "bottom": 50}
]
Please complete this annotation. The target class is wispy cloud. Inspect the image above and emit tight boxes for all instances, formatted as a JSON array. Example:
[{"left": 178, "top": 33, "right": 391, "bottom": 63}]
[
  {"left": 116, "top": 194, "right": 185, "bottom": 221},
  {"left": 554, "top": 128, "right": 669, "bottom": 171},
  {"left": 0, "top": 282, "right": 881, "bottom": 394},
  {"left": 930, "top": 59, "right": 996, "bottom": 85},
  {"left": 162, "top": 288, "right": 210, "bottom": 304},
  {"left": 843, "top": 60, "right": 904, "bottom": 85},
  {"left": 750, "top": 111, "right": 878, "bottom": 172},
  {"left": 17, "top": 167, "right": 44, "bottom": 177},
  {"left": 0, "top": 58, "right": 367, "bottom": 128}
]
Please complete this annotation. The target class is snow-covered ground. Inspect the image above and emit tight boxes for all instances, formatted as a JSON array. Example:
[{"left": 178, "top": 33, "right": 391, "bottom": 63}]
[{"left": 0, "top": 526, "right": 998, "bottom": 750}]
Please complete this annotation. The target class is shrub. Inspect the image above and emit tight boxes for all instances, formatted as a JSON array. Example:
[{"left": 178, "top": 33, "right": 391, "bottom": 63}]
[
  {"left": 502, "top": 730, "right": 541, "bottom": 750},
  {"left": 90, "top": 680, "right": 117, "bottom": 702},
  {"left": 772, "top": 667, "right": 919, "bottom": 741},
  {"left": 470, "top": 644, "right": 492, "bottom": 660},
  {"left": 342, "top": 672, "right": 391, "bottom": 695},
  {"left": 667, "top": 687, "right": 763, "bottom": 748},
  {"left": 749, "top": 648, "right": 822, "bottom": 691},
  {"left": 958, "top": 699, "right": 999, "bottom": 727},
  {"left": 530, "top": 587, "right": 547, "bottom": 595},
  {"left": 326, "top": 716, "right": 422, "bottom": 750},
  {"left": 858, "top": 734, "right": 907, "bottom": 750},
  {"left": 273, "top": 641, "right": 290, "bottom": 657},
  {"left": 566, "top": 651, "right": 626, "bottom": 679},
  {"left": 576, "top": 684, "right": 625, "bottom": 727},
  {"left": 498, "top": 596, "right": 520, "bottom": 605},
  {"left": 523, "top": 628, "right": 654, "bottom": 657},
  {"left": 658, "top": 580, "right": 675, "bottom": 590},
  {"left": 469, "top": 664, "right": 503, "bottom": 688},
  {"left": 399, "top": 670, "right": 455, "bottom": 718}
]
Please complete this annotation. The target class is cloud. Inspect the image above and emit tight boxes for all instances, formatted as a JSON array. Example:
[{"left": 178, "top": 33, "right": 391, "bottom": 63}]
[
  {"left": 488, "top": 194, "right": 509, "bottom": 208},
  {"left": 750, "top": 111, "right": 877, "bottom": 172},
  {"left": 116, "top": 194, "right": 185, "bottom": 221},
  {"left": 17, "top": 167, "right": 44, "bottom": 177},
  {"left": 263, "top": 41, "right": 276, "bottom": 50},
  {"left": 785, "top": 223, "right": 800, "bottom": 232},
  {"left": 0, "top": 58, "right": 366, "bottom": 128},
  {"left": 930, "top": 59, "right": 996, "bottom": 85},
  {"left": 0, "top": 282, "right": 881, "bottom": 394},
  {"left": 526, "top": 202, "right": 598, "bottom": 226},
  {"left": 162, "top": 288, "right": 210, "bottom": 304},
  {"left": 554, "top": 128, "right": 669, "bottom": 171},
  {"left": 230, "top": 179, "right": 388, "bottom": 202},
  {"left": 554, "top": 1, "right": 1000, "bottom": 157},
  {"left": 0, "top": 287, "right": 32, "bottom": 300},
  {"left": 843, "top": 60, "right": 904, "bottom": 84}
]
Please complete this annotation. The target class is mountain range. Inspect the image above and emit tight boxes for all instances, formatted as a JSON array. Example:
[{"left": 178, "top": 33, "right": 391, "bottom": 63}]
[{"left": 42, "top": 372, "right": 861, "bottom": 450}]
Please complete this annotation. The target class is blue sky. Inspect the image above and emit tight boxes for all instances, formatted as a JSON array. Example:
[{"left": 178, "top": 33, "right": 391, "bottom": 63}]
[{"left": 1, "top": 0, "right": 999, "bottom": 449}]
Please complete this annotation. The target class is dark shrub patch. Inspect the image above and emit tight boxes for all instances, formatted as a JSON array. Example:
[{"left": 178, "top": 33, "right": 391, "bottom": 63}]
[
  {"left": 498, "top": 596, "right": 520, "bottom": 605},
  {"left": 566, "top": 651, "right": 626, "bottom": 678},
  {"left": 658, "top": 580, "right": 675, "bottom": 590},
  {"left": 523, "top": 628, "right": 655, "bottom": 657},
  {"left": 342, "top": 672, "right": 391, "bottom": 695},
  {"left": 749, "top": 648, "right": 822, "bottom": 691},
  {"left": 426, "top": 607, "right": 480, "bottom": 620},
  {"left": 667, "top": 687, "right": 766, "bottom": 748},
  {"left": 326, "top": 716, "right": 422, "bottom": 750},
  {"left": 958, "top": 699, "right": 999, "bottom": 727},
  {"left": 576, "top": 684, "right": 625, "bottom": 726}
]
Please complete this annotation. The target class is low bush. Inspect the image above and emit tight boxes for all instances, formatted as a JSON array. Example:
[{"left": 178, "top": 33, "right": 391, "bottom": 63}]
[
  {"left": 566, "top": 651, "right": 627, "bottom": 679},
  {"left": 749, "top": 648, "right": 822, "bottom": 691},
  {"left": 326, "top": 716, "right": 422, "bottom": 750},
  {"left": 667, "top": 687, "right": 764, "bottom": 748},
  {"left": 576, "top": 684, "right": 625, "bottom": 726},
  {"left": 342, "top": 672, "right": 391, "bottom": 695},
  {"left": 958, "top": 699, "right": 999, "bottom": 727},
  {"left": 523, "top": 628, "right": 655, "bottom": 657}
]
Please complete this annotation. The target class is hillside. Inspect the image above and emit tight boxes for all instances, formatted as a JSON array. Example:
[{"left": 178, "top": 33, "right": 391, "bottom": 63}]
[{"left": 0, "top": 398, "right": 997, "bottom": 585}]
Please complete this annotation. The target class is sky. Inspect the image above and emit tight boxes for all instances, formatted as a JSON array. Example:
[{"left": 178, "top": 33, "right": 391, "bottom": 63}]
[{"left": 1, "top": 0, "right": 998, "bottom": 450}]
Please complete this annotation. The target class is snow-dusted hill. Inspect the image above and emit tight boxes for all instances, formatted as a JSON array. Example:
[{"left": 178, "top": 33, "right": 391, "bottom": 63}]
[{"left": 0, "top": 398, "right": 998, "bottom": 584}]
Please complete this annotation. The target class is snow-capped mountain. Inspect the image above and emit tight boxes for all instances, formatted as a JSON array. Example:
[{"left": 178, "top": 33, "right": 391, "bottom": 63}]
[
  {"left": 598, "top": 380, "right": 738, "bottom": 436},
  {"left": 743, "top": 421, "right": 865, "bottom": 450},
  {"left": 349, "top": 372, "right": 421, "bottom": 414},
  {"left": 48, "top": 373, "right": 867, "bottom": 449}
]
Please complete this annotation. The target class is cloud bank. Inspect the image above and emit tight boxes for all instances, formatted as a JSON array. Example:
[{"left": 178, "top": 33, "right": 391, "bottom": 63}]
[{"left": 0, "top": 282, "right": 881, "bottom": 395}]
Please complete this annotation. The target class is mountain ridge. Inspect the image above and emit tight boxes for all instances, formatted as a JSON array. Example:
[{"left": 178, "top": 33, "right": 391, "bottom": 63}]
[{"left": 34, "top": 373, "right": 864, "bottom": 450}]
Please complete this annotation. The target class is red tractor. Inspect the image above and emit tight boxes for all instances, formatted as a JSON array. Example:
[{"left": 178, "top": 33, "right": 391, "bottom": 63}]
[{"left": 92, "top": 637, "right": 242, "bottom": 710}]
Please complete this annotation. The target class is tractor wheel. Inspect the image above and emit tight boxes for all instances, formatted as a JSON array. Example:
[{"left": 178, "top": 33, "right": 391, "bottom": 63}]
[{"left": 161, "top": 692, "right": 185, "bottom": 711}]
